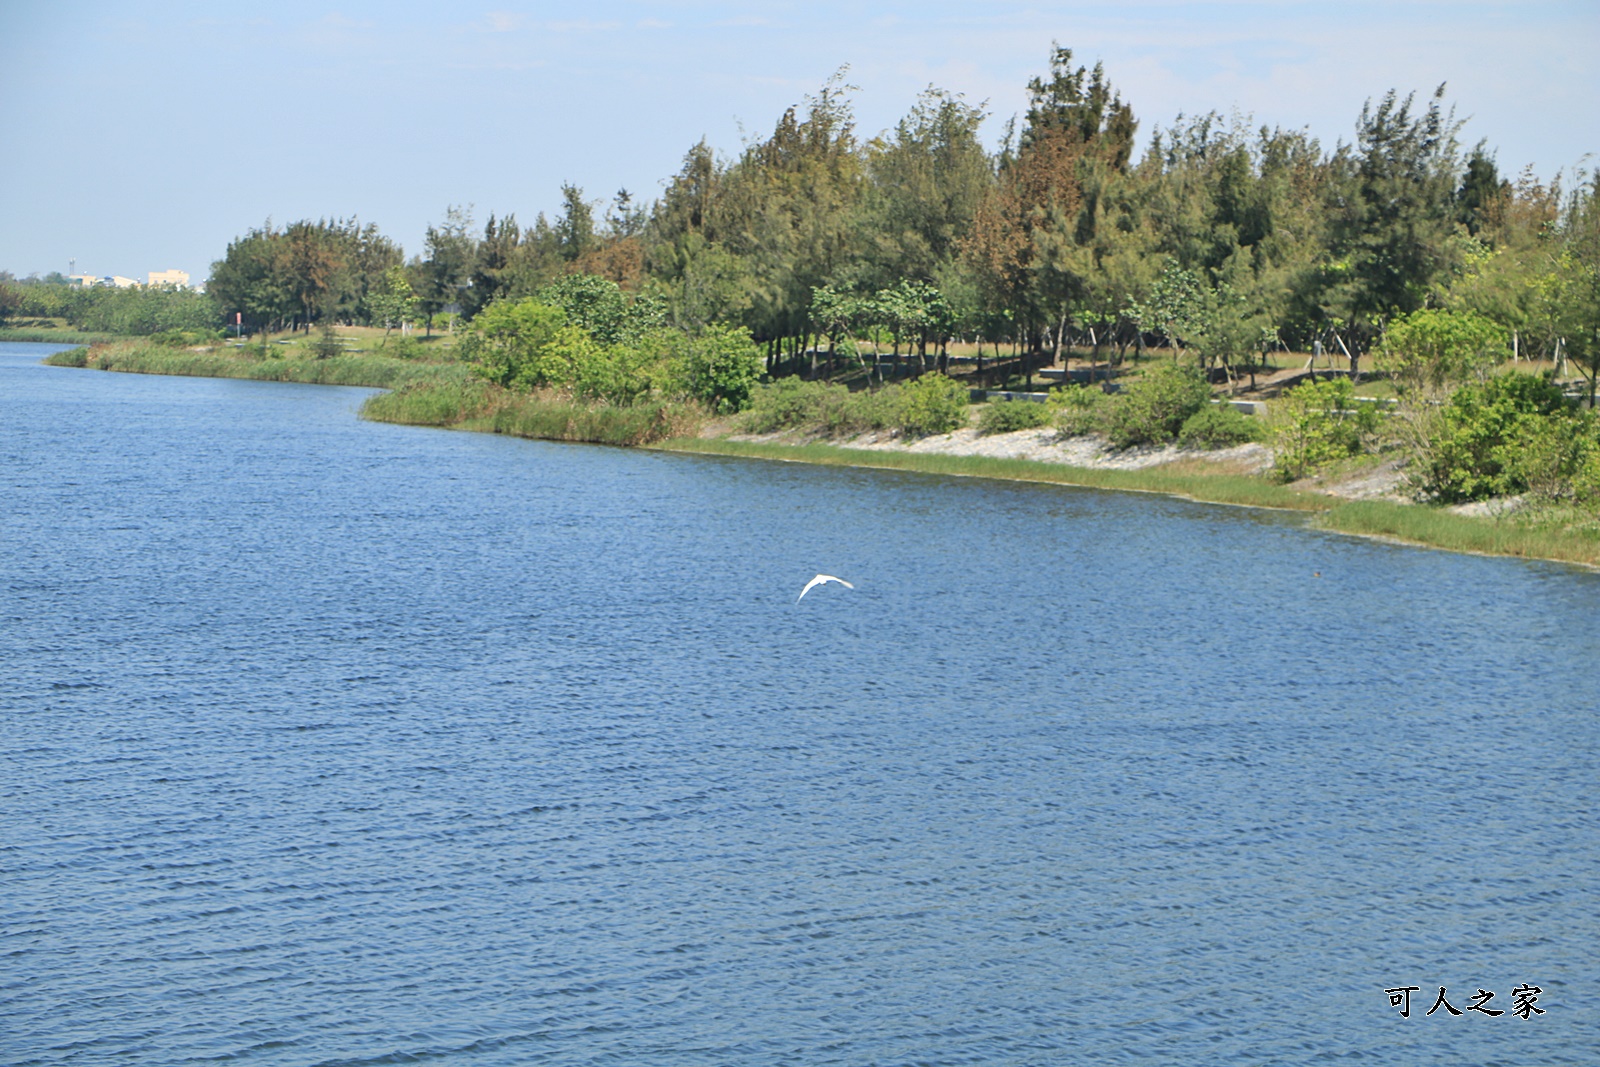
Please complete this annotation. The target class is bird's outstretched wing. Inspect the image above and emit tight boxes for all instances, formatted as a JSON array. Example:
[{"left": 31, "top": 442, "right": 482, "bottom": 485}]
[{"left": 797, "top": 574, "right": 854, "bottom": 602}]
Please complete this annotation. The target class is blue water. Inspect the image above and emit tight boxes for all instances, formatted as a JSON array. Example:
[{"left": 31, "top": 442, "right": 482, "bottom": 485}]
[{"left": 2, "top": 341, "right": 1595, "bottom": 1065}]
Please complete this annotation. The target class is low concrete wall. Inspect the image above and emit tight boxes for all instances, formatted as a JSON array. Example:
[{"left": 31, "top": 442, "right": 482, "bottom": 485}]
[{"left": 974, "top": 390, "right": 1052, "bottom": 404}]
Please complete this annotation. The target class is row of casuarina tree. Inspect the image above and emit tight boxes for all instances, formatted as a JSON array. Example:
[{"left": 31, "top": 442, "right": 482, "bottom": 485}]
[{"left": 16, "top": 45, "right": 1593, "bottom": 397}]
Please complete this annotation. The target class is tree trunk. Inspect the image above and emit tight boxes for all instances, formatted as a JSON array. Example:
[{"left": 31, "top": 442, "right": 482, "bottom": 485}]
[{"left": 1333, "top": 330, "right": 1357, "bottom": 382}]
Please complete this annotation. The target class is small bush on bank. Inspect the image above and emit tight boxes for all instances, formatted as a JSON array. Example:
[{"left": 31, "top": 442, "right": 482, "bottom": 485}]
[
  {"left": 740, "top": 372, "right": 966, "bottom": 439},
  {"left": 662, "top": 323, "right": 764, "bottom": 414},
  {"left": 895, "top": 372, "right": 969, "bottom": 437},
  {"left": 740, "top": 378, "right": 855, "bottom": 433},
  {"left": 491, "top": 395, "right": 700, "bottom": 446},
  {"left": 361, "top": 379, "right": 493, "bottom": 426},
  {"left": 1179, "top": 403, "right": 1259, "bottom": 448},
  {"left": 42, "top": 346, "right": 90, "bottom": 367},
  {"left": 835, "top": 387, "right": 900, "bottom": 434},
  {"left": 977, "top": 398, "right": 1052, "bottom": 435},
  {"left": 310, "top": 324, "right": 344, "bottom": 360},
  {"left": 1104, "top": 360, "right": 1212, "bottom": 447},
  {"left": 1271, "top": 378, "right": 1382, "bottom": 482},
  {"left": 1052, "top": 384, "right": 1108, "bottom": 437},
  {"left": 150, "top": 328, "right": 224, "bottom": 347},
  {"left": 50, "top": 340, "right": 473, "bottom": 389},
  {"left": 381, "top": 336, "right": 426, "bottom": 360},
  {"left": 1420, "top": 371, "right": 1600, "bottom": 503}
]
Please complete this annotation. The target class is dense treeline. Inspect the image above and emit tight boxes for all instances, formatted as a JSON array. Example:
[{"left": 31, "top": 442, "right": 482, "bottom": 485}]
[
  {"left": 5, "top": 48, "right": 1594, "bottom": 389},
  {"left": 197, "top": 51, "right": 1598, "bottom": 392},
  {"left": 6, "top": 47, "right": 1598, "bottom": 485},
  {"left": 0, "top": 273, "right": 217, "bottom": 338}
]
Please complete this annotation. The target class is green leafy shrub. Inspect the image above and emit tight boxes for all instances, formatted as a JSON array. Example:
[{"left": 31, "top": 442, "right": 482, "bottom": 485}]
[
  {"left": 1179, "top": 403, "right": 1259, "bottom": 448},
  {"left": 1051, "top": 384, "right": 1107, "bottom": 437},
  {"left": 1500, "top": 410, "right": 1600, "bottom": 503},
  {"left": 310, "top": 324, "right": 344, "bottom": 360},
  {"left": 527, "top": 326, "right": 655, "bottom": 405},
  {"left": 894, "top": 372, "right": 970, "bottom": 437},
  {"left": 461, "top": 298, "right": 567, "bottom": 389},
  {"left": 1271, "top": 378, "right": 1382, "bottom": 482},
  {"left": 491, "top": 396, "right": 698, "bottom": 446},
  {"left": 739, "top": 377, "right": 945, "bottom": 437},
  {"left": 383, "top": 336, "right": 425, "bottom": 360},
  {"left": 536, "top": 274, "right": 631, "bottom": 345},
  {"left": 42, "top": 346, "right": 89, "bottom": 367},
  {"left": 978, "top": 398, "right": 1052, "bottom": 435},
  {"left": 65, "top": 285, "right": 219, "bottom": 336},
  {"left": 664, "top": 323, "right": 764, "bottom": 413},
  {"left": 1420, "top": 372, "right": 1592, "bottom": 502},
  {"left": 1104, "top": 360, "right": 1212, "bottom": 447},
  {"left": 361, "top": 379, "right": 493, "bottom": 426},
  {"left": 837, "top": 387, "right": 902, "bottom": 434},
  {"left": 149, "top": 327, "right": 224, "bottom": 347},
  {"left": 740, "top": 378, "right": 855, "bottom": 433},
  {"left": 1378, "top": 307, "right": 1507, "bottom": 392}
]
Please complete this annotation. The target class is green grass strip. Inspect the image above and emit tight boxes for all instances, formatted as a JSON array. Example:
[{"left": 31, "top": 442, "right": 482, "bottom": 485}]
[
  {"left": 359, "top": 379, "right": 698, "bottom": 446},
  {"left": 1318, "top": 499, "right": 1600, "bottom": 567},
  {"left": 3, "top": 327, "right": 130, "bottom": 344},
  {"left": 44, "top": 341, "right": 470, "bottom": 390}
]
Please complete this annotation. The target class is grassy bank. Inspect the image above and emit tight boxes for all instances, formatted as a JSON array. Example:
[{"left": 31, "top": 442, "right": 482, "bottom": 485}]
[
  {"left": 1318, "top": 499, "right": 1600, "bottom": 566},
  {"left": 43, "top": 347, "right": 1600, "bottom": 567},
  {"left": 360, "top": 378, "right": 700, "bottom": 446},
  {"left": 45, "top": 340, "right": 472, "bottom": 389},
  {"left": 3, "top": 327, "right": 131, "bottom": 344}
]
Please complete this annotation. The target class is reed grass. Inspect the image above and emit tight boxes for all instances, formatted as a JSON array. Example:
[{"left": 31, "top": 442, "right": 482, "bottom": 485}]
[
  {"left": 487, "top": 394, "right": 700, "bottom": 446},
  {"left": 359, "top": 379, "right": 701, "bottom": 446},
  {"left": 359, "top": 379, "right": 494, "bottom": 425},
  {"left": 6, "top": 328, "right": 128, "bottom": 344},
  {"left": 40, "top": 345, "right": 91, "bottom": 366},
  {"left": 44, "top": 341, "right": 471, "bottom": 389},
  {"left": 1318, "top": 500, "right": 1600, "bottom": 567}
]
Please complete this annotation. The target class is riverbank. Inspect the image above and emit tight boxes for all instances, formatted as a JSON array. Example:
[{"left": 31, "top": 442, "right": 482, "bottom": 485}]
[
  {"left": 45, "top": 340, "right": 472, "bottom": 389},
  {"left": 655, "top": 432, "right": 1600, "bottom": 568},
  {"left": 2, "top": 327, "right": 131, "bottom": 344},
  {"left": 38, "top": 342, "right": 1600, "bottom": 568},
  {"left": 45, "top": 342, "right": 697, "bottom": 447}
]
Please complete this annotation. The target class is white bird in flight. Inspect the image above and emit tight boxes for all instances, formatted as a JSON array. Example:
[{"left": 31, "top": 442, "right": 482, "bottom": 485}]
[{"left": 797, "top": 574, "right": 854, "bottom": 602}]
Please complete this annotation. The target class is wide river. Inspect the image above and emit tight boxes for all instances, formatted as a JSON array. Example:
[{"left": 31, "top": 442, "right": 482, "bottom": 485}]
[{"left": 2, "top": 341, "right": 1595, "bottom": 1065}]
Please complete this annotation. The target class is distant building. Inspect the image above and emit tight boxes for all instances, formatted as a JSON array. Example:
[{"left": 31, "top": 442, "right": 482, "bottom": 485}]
[
  {"left": 66, "top": 272, "right": 181, "bottom": 289},
  {"left": 147, "top": 269, "right": 190, "bottom": 288}
]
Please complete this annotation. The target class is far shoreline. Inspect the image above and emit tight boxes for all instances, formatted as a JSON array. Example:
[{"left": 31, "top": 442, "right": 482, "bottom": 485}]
[{"left": 35, "top": 341, "right": 1600, "bottom": 570}]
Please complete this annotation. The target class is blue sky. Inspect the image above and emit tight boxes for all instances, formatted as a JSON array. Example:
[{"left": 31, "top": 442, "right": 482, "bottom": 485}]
[{"left": 2, "top": 1, "right": 1595, "bottom": 282}]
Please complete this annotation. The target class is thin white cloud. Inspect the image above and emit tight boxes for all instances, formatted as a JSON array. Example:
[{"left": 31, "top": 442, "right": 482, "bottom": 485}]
[
  {"left": 544, "top": 19, "right": 625, "bottom": 33},
  {"left": 485, "top": 11, "right": 527, "bottom": 33}
]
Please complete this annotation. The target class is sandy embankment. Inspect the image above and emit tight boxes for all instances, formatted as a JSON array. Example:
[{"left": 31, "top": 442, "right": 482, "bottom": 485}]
[
  {"left": 722, "top": 423, "right": 1426, "bottom": 503},
  {"left": 728, "top": 425, "right": 1274, "bottom": 471}
]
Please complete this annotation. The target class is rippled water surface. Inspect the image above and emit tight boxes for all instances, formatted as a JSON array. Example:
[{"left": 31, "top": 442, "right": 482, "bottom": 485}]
[{"left": 3, "top": 342, "right": 1596, "bottom": 1065}]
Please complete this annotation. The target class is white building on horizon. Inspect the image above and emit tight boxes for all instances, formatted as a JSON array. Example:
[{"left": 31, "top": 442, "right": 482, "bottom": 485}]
[{"left": 64, "top": 270, "right": 193, "bottom": 289}]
